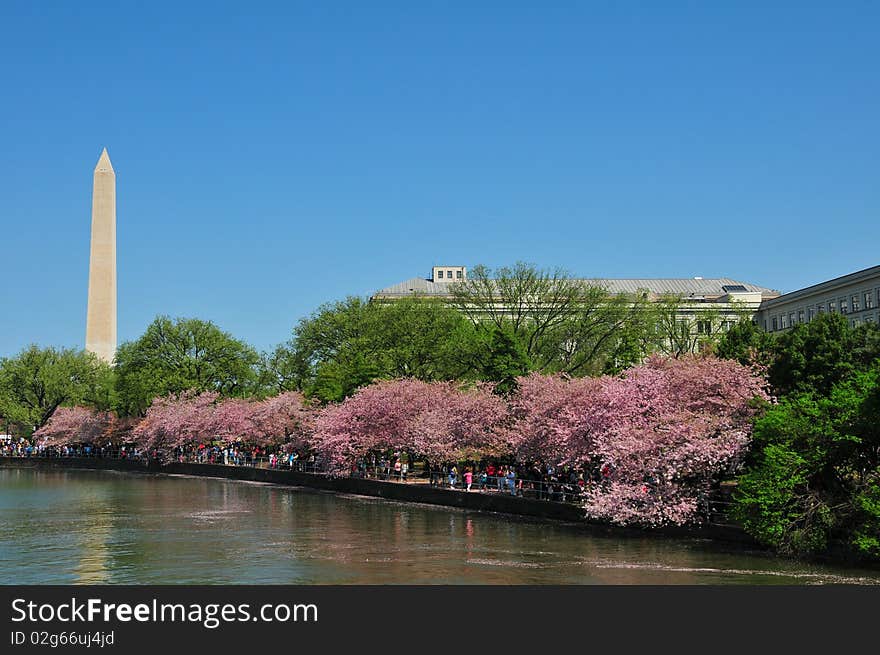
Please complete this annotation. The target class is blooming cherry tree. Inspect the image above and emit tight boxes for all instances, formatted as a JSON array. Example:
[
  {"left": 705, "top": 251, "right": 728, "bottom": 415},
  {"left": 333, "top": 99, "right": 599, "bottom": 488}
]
[
  {"left": 581, "top": 355, "right": 769, "bottom": 526},
  {"left": 35, "top": 406, "right": 114, "bottom": 447},
  {"left": 249, "top": 391, "right": 313, "bottom": 451},
  {"left": 44, "top": 353, "right": 769, "bottom": 529},
  {"left": 409, "top": 382, "right": 508, "bottom": 463},
  {"left": 131, "top": 391, "right": 218, "bottom": 460},
  {"left": 506, "top": 373, "right": 609, "bottom": 466},
  {"left": 312, "top": 379, "right": 440, "bottom": 473},
  {"left": 209, "top": 397, "right": 254, "bottom": 445},
  {"left": 312, "top": 380, "right": 509, "bottom": 473}
]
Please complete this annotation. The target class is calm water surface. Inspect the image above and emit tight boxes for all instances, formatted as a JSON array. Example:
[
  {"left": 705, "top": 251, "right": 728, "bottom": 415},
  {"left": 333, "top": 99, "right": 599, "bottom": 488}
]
[{"left": 2, "top": 468, "right": 879, "bottom": 584}]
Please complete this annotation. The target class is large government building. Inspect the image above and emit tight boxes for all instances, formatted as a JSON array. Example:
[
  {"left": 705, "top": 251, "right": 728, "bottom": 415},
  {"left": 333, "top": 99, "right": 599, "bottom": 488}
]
[
  {"left": 373, "top": 266, "right": 780, "bottom": 349},
  {"left": 755, "top": 265, "right": 880, "bottom": 332},
  {"left": 372, "top": 263, "right": 880, "bottom": 341}
]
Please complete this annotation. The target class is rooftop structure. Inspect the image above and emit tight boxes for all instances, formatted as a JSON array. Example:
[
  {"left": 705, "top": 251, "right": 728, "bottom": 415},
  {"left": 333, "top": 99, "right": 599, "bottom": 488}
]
[
  {"left": 371, "top": 266, "right": 779, "bottom": 354},
  {"left": 373, "top": 269, "right": 779, "bottom": 304}
]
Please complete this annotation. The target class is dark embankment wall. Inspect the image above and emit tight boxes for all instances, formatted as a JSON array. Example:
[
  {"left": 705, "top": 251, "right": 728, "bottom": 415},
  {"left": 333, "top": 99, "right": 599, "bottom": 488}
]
[{"left": 0, "top": 456, "right": 754, "bottom": 545}]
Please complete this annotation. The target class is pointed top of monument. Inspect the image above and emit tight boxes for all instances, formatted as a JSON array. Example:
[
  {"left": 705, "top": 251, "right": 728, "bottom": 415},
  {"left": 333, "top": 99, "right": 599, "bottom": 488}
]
[{"left": 95, "top": 148, "right": 113, "bottom": 173}]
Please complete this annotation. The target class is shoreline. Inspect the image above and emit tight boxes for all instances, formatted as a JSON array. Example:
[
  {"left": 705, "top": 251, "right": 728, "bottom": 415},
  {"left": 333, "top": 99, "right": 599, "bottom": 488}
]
[{"left": 0, "top": 455, "right": 756, "bottom": 546}]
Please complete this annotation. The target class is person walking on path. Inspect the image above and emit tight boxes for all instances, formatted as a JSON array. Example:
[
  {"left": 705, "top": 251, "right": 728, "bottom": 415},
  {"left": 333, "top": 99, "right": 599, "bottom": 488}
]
[
  {"left": 448, "top": 465, "right": 458, "bottom": 489},
  {"left": 507, "top": 468, "right": 517, "bottom": 496},
  {"left": 464, "top": 468, "right": 473, "bottom": 492}
]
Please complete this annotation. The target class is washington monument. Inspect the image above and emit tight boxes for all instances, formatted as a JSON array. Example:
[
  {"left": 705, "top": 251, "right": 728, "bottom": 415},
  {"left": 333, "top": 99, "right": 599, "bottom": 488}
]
[{"left": 85, "top": 148, "right": 116, "bottom": 364}]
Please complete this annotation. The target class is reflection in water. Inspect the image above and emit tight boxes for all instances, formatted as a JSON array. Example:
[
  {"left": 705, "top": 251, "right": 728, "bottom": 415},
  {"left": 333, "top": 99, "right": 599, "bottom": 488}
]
[
  {"left": 71, "top": 489, "right": 112, "bottom": 584},
  {"left": 1, "top": 468, "right": 879, "bottom": 585}
]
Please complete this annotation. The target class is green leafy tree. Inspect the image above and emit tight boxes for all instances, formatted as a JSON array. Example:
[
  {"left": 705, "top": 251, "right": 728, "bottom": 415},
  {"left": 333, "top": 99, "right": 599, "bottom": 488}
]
[
  {"left": 364, "top": 296, "right": 481, "bottom": 379},
  {"left": 290, "top": 297, "right": 382, "bottom": 402},
  {"left": 852, "top": 322, "right": 880, "bottom": 372},
  {"left": 115, "top": 316, "right": 260, "bottom": 415},
  {"left": 0, "top": 345, "right": 114, "bottom": 434},
  {"left": 767, "top": 313, "right": 860, "bottom": 396},
  {"left": 534, "top": 288, "right": 655, "bottom": 375},
  {"left": 256, "top": 344, "right": 310, "bottom": 395},
  {"left": 287, "top": 296, "right": 481, "bottom": 401},
  {"left": 449, "top": 262, "right": 656, "bottom": 375},
  {"left": 479, "top": 326, "right": 531, "bottom": 395},
  {"left": 733, "top": 364, "right": 880, "bottom": 560},
  {"left": 647, "top": 295, "right": 727, "bottom": 358},
  {"left": 717, "top": 312, "right": 880, "bottom": 396},
  {"left": 310, "top": 355, "right": 381, "bottom": 404},
  {"left": 732, "top": 399, "right": 836, "bottom": 555},
  {"left": 715, "top": 318, "right": 774, "bottom": 367},
  {"left": 449, "top": 262, "right": 591, "bottom": 365}
]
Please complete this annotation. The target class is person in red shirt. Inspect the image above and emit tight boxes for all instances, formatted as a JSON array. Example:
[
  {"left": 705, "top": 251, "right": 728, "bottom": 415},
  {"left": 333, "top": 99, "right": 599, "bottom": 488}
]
[{"left": 486, "top": 463, "right": 496, "bottom": 488}]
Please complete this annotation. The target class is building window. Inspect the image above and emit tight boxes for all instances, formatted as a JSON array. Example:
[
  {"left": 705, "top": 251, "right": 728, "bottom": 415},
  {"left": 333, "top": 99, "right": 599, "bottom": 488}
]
[
  {"left": 852, "top": 294, "right": 860, "bottom": 312},
  {"left": 818, "top": 304, "right": 825, "bottom": 314},
  {"left": 841, "top": 298, "right": 849, "bottom": 314},
  {"left": 798, "top": 310, "right": 805, "bottom": 324},
  {"left": 436, "top": 270, "right": 443, "bottom": 279},
  {"left": 456, "top": 270, "right": 463, "bottom": 279},
  {"left": 697, "top": 320, "right": 711, "bottom": 335},
  {"left": 772, "top": 317, "right": 778, "bottom": 331},
  {"left": 447, "top": 270, "right": 453, "bottom": 278},
  {"left": 865, "top": 292, "right": 874, "bottom": 310},
  {"left": 807, "top": 307, "right": 816, "bottom": 321},
  {"left": 789, "top": 313, "right": 797, "bottom": 326},
  {"left": 829, "top": 300, "right": 836, "bottom": 313}
]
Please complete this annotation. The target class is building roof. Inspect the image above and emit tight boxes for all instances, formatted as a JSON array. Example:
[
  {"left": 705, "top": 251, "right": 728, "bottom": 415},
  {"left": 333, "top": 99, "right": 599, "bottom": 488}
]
[
  {"left": 373, "top": 277, "right": 779, "bottom": 298},
  {"left": 758, "top": 264, "right": 880, "bottom": 310}
]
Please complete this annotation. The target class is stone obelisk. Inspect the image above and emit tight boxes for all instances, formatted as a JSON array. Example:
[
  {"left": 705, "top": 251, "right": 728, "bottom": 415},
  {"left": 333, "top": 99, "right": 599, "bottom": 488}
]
[{"left": 85, "top": 148, "right": 117, "bottom": 364}]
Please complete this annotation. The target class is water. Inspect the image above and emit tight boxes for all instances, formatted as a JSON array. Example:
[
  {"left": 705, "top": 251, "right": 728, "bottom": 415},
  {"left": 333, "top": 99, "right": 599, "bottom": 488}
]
[{"left": 2, "top": 468, "right": 878, "bottom": 584}]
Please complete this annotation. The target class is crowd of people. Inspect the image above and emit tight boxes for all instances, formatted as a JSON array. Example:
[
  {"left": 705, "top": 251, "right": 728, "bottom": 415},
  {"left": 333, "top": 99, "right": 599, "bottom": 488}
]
[
  {"left": 2, "top": 439, "right": 608, "bottom": 506},
  {"left": 348, "top": 454, "right": 608, "bottom": 503},
  {"left": 425, "top": 461, "right": 605, "bottom": 502},
  {"left": 0, "top": 439, "right": 144, "bottom": 460},
  {"left": 183, "top": 443, "right": 323, "bottom": 472}
]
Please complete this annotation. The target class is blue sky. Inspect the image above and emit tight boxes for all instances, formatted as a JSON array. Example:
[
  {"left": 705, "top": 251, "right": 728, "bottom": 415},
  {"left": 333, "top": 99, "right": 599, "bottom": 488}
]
[{"left": 1, "top": 1, "right": 877, "bottom": 357}]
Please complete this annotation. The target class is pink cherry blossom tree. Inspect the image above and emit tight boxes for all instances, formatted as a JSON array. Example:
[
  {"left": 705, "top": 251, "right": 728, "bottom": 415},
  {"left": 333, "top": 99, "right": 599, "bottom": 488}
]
[
  {"left": 249, "top": 391, "right": 313, "bottom": 451},
  {"left": 506, "top": 373, "right": 609, "bottom": 466},
  {"left": 208, "top": 397, "right": 254, "bottom": 445},
  {"left": 311, "top": 379, "right": 509, "bottom": 474},
  {"left": 35, "top": 406, "right": 114, "bottom": 447},
  {"left": 38, "top": 354, "right": 767, "bottom": 529},
  {"left": 580, "top": 355, "right": 770, "bottom": 526},
  {"left": 312, "top": 379, "right": 440, "bottom": 474},
  {"left": 409, "top": 382, "right": 509, "bottom": 463},
  {"left": 505, "top": 355, "right": 768, "bottom": 526},
  {"left": 131, "top": 391, "right": 218, "bottom": 461}
]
